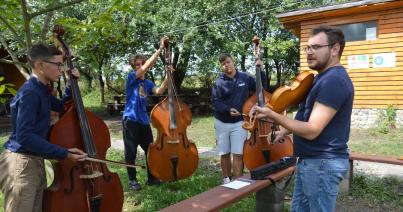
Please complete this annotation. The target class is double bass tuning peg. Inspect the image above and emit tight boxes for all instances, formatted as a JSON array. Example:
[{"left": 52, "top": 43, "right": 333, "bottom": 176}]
[
  {"left": 52, "top": 25, "right": 65, "bottom": 36},
  {"left": 163, "top": 39, "right": 169, "bottom": 49},
  {"left": 252, "top": 35, "right": 260, "bottom": 45}
]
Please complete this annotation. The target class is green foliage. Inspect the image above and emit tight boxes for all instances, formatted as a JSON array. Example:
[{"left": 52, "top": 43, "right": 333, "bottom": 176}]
[
  {"left": 0, "top": 76, "right": 16, "bottom": 105},
  {"left": 0, "top": 133, "right": 8, "bottom": 152},
  {"left": 385, "top": 105, "right": 397, "bottom": 127},
  {"left": 1, "top": 0, "right": 353, "bottom": 94},
  {"left": 376, "top": 105, "right": 397, "bottom": 134},
  {"left": 339, "top": 174, "right": 403, "bottom": 210},
  {"left": 81, "top": 88, "right": 115, "bottom": 114}
]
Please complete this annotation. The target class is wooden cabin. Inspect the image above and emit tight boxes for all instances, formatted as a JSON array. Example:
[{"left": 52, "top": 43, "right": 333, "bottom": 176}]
[{"left": 277, "top": 0, "right": 403, "bottom": 128}]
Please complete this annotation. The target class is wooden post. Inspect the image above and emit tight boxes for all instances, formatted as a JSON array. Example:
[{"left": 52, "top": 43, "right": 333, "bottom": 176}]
[
  {"left": 256, "top": 179, "right": 286, "bottom": 212},
  {"left": 340, "top": 159, "right": 353, "bottom": 193}
]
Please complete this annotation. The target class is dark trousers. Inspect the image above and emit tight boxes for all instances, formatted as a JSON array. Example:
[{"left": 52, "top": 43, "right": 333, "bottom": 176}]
[{"left": 122, "top": 119, "right": 155, "bottom": 182}]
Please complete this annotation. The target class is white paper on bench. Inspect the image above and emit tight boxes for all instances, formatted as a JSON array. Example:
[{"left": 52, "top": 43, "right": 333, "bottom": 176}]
[{"left": 220, "top": 180, "right": 250, "bottom": 189}]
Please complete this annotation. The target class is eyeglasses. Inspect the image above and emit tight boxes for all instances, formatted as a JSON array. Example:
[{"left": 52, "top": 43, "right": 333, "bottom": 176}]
[
  {"left": 43, "top": 60, "right": 64, "bottom": 70},
  {"left": 303, "top": 44, "right": 333, "bottom": 53}
]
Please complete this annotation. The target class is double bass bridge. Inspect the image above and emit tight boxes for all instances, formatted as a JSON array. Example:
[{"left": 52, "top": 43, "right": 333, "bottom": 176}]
[
  {"left": 80, "top": 170, "right": 103, "bottom": 179},
  {"left": 168, "top": 140, "right": 180, "bottom": 144}
]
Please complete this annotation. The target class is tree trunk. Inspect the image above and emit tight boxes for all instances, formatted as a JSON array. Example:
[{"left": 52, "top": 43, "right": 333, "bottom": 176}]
[
  {"left": 98, "top": 72, "right": 105, "bottom": 103},
  {"left": 40, "top": 12, "right": 54, "bottom": 42},
  {"left": 87, "top": 77, "right": 92, "bottom": 91},
  {"left": 20, "top": 0, "right": 32, "bottom": 49},
  {"left": 106, "top": 80, "right": 123, "bottom": 95},
  {"left": 77, "top": 66, "right": 93, "bottom": 90},
  {"left": 172, "top": 47, "right": 191, "bottom": 93},
  {"left": 240, "top": 53, "right": 246, "bottom": 72},
  {"left": 275, "top": 60, "right": 282, "bottom": 88},
  {"left": 0, "top": 34, "right": 30, "bottom": 78},
  {"left": 263, "top": 48, "right": 271, "bottom": 91}
]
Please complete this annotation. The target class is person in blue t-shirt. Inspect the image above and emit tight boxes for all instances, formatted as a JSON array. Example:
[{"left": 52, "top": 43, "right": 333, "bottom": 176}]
[
  {"left": 0, "top": 43, "right": 87, "bottom": 212},
  {"left": 123, "top": 36, "right": 172, "bottom": 190},
  {"left": 251, "top": 26, "right": 354, "bottom": 212},
  {"left": 212, "top": 53, "right": 257, "bottom": 184}
]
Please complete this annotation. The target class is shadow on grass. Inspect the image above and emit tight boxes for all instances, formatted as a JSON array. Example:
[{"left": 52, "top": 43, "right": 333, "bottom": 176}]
[{"left": 106, "top": 149, "right": 259, "bottom": 212}]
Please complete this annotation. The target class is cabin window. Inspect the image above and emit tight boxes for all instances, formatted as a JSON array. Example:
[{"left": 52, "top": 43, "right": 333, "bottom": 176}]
[{"left": 336, "top": 21, "right": 377, "bottom": 42}]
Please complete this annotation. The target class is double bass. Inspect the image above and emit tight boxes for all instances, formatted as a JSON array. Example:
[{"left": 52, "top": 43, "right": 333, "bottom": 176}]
[
  {"left": 148, "top": 39, "right": 198, "bottom": 181},
  {"left": 242, "top": 36, "right": 293, "bottom": 170},
  {"left": 44, "top": 25, "right": 123, "bottom": 212}
]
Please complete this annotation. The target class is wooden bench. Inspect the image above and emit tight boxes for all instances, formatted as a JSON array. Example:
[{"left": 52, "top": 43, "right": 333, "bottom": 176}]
[
  {"left": 342, "top": 152, "right": 403, "bottom": 192},
  {"left": 106, "top": 95, "right": 126, "bottom": 115},
  {"left": 0, "top": 116, "right": 12, "bottom": 133},
  {"left": 161, "top": 153, "right": 403, "bottom": 211},
  {"left": 349, "top": 152, "right": 403, "bottom": 165},
  {"left": 161, "top": 166, "right": 295, "bottom": 212},
  {"left": 188, "top": 101, "right": 213, "bottom": 115},
  {"left": 106, "top": 94, "right": 212, "bottom": 116}
]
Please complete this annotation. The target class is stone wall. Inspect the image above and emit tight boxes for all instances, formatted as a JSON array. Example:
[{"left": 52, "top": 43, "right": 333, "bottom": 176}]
[
  {"left": 351, "top": 109, "right": 403, "bottom": 129},
  {"left": 397, "top": 110, "right": 403, "bottom": 128}
]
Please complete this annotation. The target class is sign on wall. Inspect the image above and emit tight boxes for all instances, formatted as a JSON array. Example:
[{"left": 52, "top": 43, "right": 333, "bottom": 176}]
[
  {"left": 373, "top": 52, "right": 396, "bottom": 68},
  {"left": 348, "top": 54, "right": 370, "bottom": 69}
]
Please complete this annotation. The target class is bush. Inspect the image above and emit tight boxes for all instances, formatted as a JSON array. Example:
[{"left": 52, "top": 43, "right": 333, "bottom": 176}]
[{"left": 376, "top": 105, "right": 397, "bottom": 134}]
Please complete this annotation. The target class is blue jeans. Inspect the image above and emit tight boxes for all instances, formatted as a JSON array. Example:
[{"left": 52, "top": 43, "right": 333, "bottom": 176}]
[{"left": 291, "top": 158, "right": 349, "bottom": 212}]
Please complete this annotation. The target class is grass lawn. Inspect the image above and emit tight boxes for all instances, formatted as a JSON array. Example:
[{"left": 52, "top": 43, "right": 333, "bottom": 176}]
[
  {"left": 1, "top": 119, "right": 402, "bottom": 211},
  {"left": 349, "top": 128, "right": 403, "bottom": 157}
]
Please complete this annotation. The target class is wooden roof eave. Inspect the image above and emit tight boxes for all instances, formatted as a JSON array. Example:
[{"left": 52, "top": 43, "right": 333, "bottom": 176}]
[{"left": 278, "top": 0, "right": 403, "bottom": 37}]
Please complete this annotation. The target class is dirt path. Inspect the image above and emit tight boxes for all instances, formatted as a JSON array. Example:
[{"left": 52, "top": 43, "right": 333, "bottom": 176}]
[{"left": 103, "top": 114, "right": 403, "bottom": 179}]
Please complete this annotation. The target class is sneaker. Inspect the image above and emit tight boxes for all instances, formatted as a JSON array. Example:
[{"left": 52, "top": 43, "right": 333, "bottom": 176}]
[
  {"left": 222, "top": 177, "right": 231, "bottom": 184},
  {"left": 146, "top": 179, "right": 161, "bottom": 186},
  {"left": 129, "top": 180, "right": 142, "bottom": 191}
]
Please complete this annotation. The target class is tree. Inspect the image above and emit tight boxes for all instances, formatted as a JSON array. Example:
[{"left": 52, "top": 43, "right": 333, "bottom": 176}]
[
  {"left": 0, "top": 0, "right": 86, "bottom": 78},
  {"left": 1, "top": 0, "right": 350, "bottom": 97},
  {"left": 56, "top": 0, "right": 142, "bottom": 102}
]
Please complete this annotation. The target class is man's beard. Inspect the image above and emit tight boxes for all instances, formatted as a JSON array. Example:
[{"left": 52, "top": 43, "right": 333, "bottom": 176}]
[{"left": 308, "top": 53, "right": 330, "bottom": 71}]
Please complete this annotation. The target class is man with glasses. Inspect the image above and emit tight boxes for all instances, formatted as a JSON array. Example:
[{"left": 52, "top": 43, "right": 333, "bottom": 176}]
[
  {"left": 122, "top": 36, "right": 172, "bottom": 190},
  {"left": 251, "top": 25, "right": 354, "bottom": 211},
  {"left": 0, "top": 43, "right": 88, "bottom": 212}
]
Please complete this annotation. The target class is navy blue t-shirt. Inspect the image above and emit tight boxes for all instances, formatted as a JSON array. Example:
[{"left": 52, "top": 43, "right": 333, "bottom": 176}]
[
  {"left": 123, "top": 71, "right": 156, "bottom": 125},
  {"left": 211, "top": 71, "right": 255, "bottom": 123},
  {"left": 293, "top": 66, "right": 354, "bottom": 159}
]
